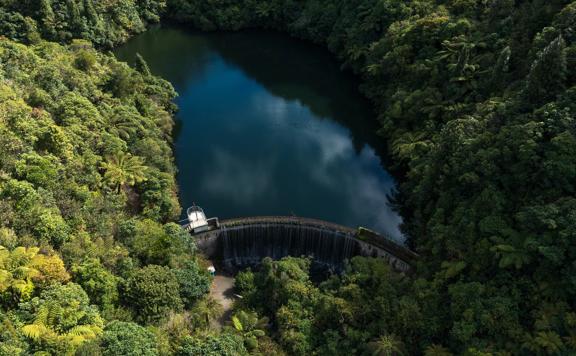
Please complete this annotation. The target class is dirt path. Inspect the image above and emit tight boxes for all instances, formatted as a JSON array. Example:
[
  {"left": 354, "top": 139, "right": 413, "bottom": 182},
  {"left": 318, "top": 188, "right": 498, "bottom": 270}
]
[{"left": 210, "top": 272, "right": 236, "bottom": 328}]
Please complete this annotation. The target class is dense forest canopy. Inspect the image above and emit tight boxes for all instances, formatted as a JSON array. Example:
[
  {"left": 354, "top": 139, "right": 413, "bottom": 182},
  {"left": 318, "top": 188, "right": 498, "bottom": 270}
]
[
  {"left": 0, "top": 0, "right": 575, "bottom": 355},
  {"left": 0, "top": 0, "right": 166, "bottom": 46}
]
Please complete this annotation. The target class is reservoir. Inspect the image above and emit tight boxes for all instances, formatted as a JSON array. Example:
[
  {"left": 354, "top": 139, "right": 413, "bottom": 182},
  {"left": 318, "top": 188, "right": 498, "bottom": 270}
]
[{"left": 114, "top": 27, "right": 403, "bottom": 241}]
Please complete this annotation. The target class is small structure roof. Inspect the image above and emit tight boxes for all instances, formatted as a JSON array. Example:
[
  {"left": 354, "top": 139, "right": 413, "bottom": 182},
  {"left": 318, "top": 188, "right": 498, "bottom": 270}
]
[{"left": 187, "top": 205, "right": 208, "bottom": 230}]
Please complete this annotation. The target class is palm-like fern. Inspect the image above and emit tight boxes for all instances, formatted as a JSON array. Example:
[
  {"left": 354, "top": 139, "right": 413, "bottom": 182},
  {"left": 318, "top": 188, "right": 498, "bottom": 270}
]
[
  {"left": 192, "top": 296, "right": 223, "bottom": 330},
  {"left": 100, "top": 152, "right": 148, "bottom": 193},
  {"left": 230, "top": 310, "right": 268, "bottom": 350},
  {"left": 0, "top": 246, "right": 41, "bottom": 303},
  {"left": 491, "top": 244, "right": 531, "bottom": 269},
  {"left": 368, "top": 334, "right": 405, "bottom": 356},
  {"left": 391, "top": 132, "right": 430, "bottom": 161},
  {"left": 108, "top": 115, "right": 144, "bottom": 141},
  {"left": 22, "top": 302, "right": 102, "bottom": 351}
]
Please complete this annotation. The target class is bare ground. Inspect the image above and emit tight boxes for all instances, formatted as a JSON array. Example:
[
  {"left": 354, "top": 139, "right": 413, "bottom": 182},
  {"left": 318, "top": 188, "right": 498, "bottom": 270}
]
[{"left": 209, "top": 272, "right": 236, "bottom": 329}]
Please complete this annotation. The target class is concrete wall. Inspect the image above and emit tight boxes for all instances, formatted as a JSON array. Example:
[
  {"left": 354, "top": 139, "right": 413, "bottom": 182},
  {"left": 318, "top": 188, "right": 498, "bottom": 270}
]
[{"left": 192, "top": 216, "right": 416, "bottom": 273}]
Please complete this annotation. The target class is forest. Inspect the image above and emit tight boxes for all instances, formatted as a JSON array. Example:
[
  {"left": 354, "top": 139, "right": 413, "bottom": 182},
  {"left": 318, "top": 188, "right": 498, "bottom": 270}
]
[{"left": 0, "top": 0, "right": 575, "bottom": 355}]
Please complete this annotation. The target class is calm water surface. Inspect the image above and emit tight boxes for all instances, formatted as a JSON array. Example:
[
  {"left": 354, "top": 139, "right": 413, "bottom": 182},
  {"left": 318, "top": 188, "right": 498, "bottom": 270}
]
[{"left": 114, "top": 27, "right": 403, "bottom": 241}]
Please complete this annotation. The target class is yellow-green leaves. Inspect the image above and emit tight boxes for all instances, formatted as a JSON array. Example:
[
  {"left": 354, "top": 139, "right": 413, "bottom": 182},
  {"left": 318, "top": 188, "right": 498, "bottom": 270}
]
[
  {"left": 0, "top": 245, "right": 70, "bottom": 305},
  {"left": 101, "top": 152, "right": 148, "bottom": 193}
]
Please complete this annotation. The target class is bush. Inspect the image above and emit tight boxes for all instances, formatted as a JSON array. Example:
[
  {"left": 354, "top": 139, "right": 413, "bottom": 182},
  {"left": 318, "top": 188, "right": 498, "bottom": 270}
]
[
  {"left": 99, "top": 321, "right": 159, "bottom": 356},
  {"left": 123, "top": 265, "right": 183, "bottom": 323},
  {"left": 175, "top": 334, "right": 248, "bottom": 356},
  {"left": 72, "top": 258, "right": 119, "bottom": 310},
  {"left": 174, "top": 260, "right": 211, "bottom": 308}
]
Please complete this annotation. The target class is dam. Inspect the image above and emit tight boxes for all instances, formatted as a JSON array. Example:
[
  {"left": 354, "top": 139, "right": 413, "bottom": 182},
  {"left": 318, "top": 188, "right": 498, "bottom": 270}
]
[{"left": 187, "top": 216, "right": 417, "bottom": 273}]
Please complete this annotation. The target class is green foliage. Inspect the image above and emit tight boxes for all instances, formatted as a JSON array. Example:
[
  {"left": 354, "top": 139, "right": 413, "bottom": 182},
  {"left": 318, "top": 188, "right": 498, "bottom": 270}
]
[
  {"left": 117, "top": 219, "right": 195, "bottom": 265},
  {"left": 524, "top": 35, "right": 567, "bottom": 106},
  {"left": 162, "top": 0, "right": 576, "bottom": 354},
  {"left": 135, "top": 52, "right": 152, "bottom": 76},
  {"left": 175, "top": 334, "right": 248, "bottom": 356},
  {"left": 101, "top": 152, "right": 148, "bottom": 194},
  {"left": 19, "top": 283, "right": 104, "bottom": 354},
  {"left": 228, "top": 310, "right": 268, "bottom": 351},
  {"left": 98, "top": 320, "right": 159, "bottom": 356},
  {"left": 234, "top": 268, "right": 255, "bottom": 296},
  {"left": 72, "top": 258, "right": 119, "bottom": 311},
  {"left": 0, "top": 246, "right": 70, "bottom": 307},
  {"left": 189, "top": 296, "right": 223, "bottom": 331},
  {"left": 0, "top": 20, "right": 181, "bottom": 355},
  {"left": 0, "top": 0, "right": 164, "bottom": 47},
  {"left": 174, "top": 260, "right": 211, "bottom": 309},
  {"left": 368, "top": 334, "right": 405, "bottom": 356},
  {"left": 2, "top": 0, "right": 576, "bottom": 354},
  {"left": 122, "top": 265, "right": 183, "bottom": 323}
]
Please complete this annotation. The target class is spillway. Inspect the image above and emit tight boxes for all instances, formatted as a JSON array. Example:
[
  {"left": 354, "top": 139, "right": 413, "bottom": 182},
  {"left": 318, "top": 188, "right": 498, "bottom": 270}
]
[{"left": 193, "top": 217, "right": 416, "bottom": 272}]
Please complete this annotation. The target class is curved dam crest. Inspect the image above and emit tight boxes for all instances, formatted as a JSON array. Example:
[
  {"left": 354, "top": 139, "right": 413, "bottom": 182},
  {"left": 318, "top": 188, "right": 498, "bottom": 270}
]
[{"left": 192, "top": 216, "right": 417, "bottom": 272}]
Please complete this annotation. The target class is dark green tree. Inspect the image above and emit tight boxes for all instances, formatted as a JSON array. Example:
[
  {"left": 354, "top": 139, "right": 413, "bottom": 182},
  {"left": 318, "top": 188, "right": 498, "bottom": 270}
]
[
  {"left": 524, "top": 36, "right": 567, "bottom": 105},
  {"left": 135, "top": 53, "right": 152, "bottom": 76},
  {"left": 72, "top": 258, "right": 119, "bottom": 311},
  {"left": 174, "top": 260, "right": 211, "bottom": 308},
  {"left": 99, "top": 321, "right": 159, "bottom": 356},
  {"left": 175, "top": 334, "right": 248, "bottom": 356},
  {"left": 38, "top": 0, "right": 57, "bottom": 39},
  {"left": 66, "top": 0, "right": 83, "bottom": 34},
  {"left": 123, "top": 265, "right": 183, "bottom": 323}
]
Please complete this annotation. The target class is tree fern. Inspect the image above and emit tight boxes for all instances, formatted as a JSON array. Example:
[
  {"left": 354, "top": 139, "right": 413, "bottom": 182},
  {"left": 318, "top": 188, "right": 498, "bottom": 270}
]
[{"left": 22, "top": 324, "right": 51, "bottom": 341}]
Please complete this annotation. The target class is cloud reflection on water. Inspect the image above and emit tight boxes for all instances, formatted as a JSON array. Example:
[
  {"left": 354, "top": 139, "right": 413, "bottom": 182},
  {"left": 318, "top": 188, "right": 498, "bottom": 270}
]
[
  {"left": 200, "top": 148, "right": 275, "bottom": 204},
  {"left": 116, "top": 28, "right": 404, "bottom": 241},
  {"left": 251, "top": 93, "right": 403, "bottom": 240}
]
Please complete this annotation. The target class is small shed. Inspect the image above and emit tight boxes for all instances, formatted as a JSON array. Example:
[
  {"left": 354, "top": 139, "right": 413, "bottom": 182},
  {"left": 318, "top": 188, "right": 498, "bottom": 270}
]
[{"left": 182, "top": 204, "right": 219, "bottom": 233}]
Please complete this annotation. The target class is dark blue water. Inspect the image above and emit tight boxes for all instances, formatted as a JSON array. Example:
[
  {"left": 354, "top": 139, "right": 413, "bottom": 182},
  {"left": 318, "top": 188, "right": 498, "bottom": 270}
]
[{"left": 114, "top": 27, "right": 402, "bottom": 241}]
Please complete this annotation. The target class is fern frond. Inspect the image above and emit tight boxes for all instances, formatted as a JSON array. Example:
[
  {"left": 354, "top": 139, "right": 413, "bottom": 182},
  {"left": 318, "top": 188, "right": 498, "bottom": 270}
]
[
  {"left": 232, "top": 315, "right": 243, "bottom": 331},
  {"left": 22, "top": 324, "right": 50, "bottom": 340}
]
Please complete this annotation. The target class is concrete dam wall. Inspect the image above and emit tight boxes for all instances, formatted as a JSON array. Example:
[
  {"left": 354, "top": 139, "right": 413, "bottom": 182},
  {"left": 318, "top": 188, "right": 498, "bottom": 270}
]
[{"left": 192, "top": 216, "right": 417, "bottom": 273}]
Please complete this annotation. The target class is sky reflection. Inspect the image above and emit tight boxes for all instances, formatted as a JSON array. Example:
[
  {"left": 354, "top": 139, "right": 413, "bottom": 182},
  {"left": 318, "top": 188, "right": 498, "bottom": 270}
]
[{"left": 114, "top": 28, "right": 403, "bottom": 242}]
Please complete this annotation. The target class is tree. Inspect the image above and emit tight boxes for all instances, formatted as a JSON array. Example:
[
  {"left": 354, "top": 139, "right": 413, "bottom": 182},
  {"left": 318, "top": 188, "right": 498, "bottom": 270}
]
[
  {"left": 123, "top": 265, "right": 183, "bottom": 323},
  {"left": 38, "top": 0, "right": 57, "bottom": 39},
  {"left": 74, "top": 49, "right": 97, "bottom": 71},
  {"left": 108, "top": 113, "right": 144, "bottom": 141},
  {"left": 174, "top": 260, "right": 211, "bottom": 308},
  {"left": 368, "top": 334, "right": 405, "bottom": 356},
  {"left": 20, "top": 283, "right": 103, "bottom": 355},
  {"left": 99, "top": 321, "right": 159, "bottom": 356},
  {"left": 424, "top": 344, "right": 453, "bottom": 356},
  {"left": 489, "top": 46, "right": 511, "bottom": 92},
  {"left": 83, "top": 0, "right": 100, "bottom": 27},
  {"left": 101, "top": 152, "right": 148, "bottom": 193},
  {"left": 391, "top": 132, "right": 430, "bottom": 161},
  {"left": 117, "top": 219, "right": 194, "bottom": 265},
  {"left": 72, "top": 258, "right": 119, "bottom": 311},
  {"left": 190, "top": 296, "right": 223, "bottom": 330},
  {"left": 229, "top": 310, "right": 268, "bottom": 351},
  {"left": 66, "top": 0, "right": 84, "bottom": 34},
  {"left": 524, "top": 36, "right": 567, "bottom": 105},
  {"left": 175, "top": 334, "right": 248, "bottom": 356},
  {"left": 135, "top": 53, "right": 152, "bottom": 76},
  {"left": 137, "top": 0, "right": 167, "bottom": 23},
  {"left": 0, "top": 246, "right": 70, "bottom": 306}
]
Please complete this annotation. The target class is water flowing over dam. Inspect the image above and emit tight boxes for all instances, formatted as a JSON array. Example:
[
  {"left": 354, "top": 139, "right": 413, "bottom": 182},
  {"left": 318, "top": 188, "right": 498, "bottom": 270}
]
[{"left": 192, "top": 217, "right": 417, "bottom": 272}]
